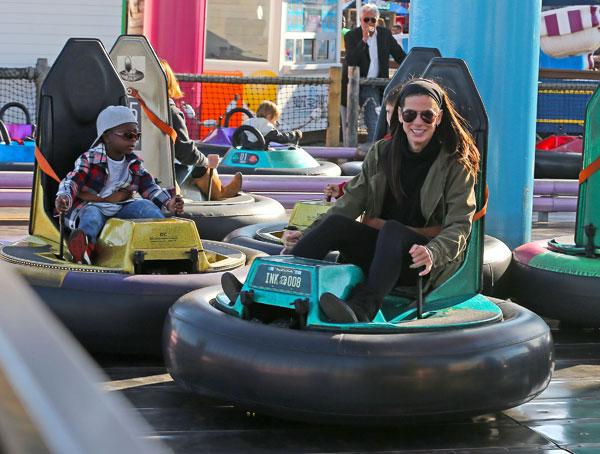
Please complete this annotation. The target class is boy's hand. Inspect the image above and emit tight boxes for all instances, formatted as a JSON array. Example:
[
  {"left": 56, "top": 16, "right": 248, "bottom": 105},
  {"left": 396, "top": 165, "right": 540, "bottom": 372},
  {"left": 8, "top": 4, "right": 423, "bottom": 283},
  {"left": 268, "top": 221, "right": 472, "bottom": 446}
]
[
  {"left": 55, "top": 194, "right": 70, "bottom": 212},
  {"left": 103, "top": 188, "right": 132, "bottom": 203},
  {"left": 166, "top": 194, "right": 184, "bottom": 215}
]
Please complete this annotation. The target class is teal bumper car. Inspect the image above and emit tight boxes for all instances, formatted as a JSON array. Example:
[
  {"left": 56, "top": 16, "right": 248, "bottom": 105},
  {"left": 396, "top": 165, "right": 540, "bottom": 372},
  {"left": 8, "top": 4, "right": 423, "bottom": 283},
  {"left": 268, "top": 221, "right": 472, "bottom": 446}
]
[
  {"left": 218, "top": 125, "right": 341, "bottom": 176},
  {"left": 163, "top": 58, "right": 553, "bottom": 423},
  {"left": 509, "top": 83, "right": 600, "bottom": 325}
]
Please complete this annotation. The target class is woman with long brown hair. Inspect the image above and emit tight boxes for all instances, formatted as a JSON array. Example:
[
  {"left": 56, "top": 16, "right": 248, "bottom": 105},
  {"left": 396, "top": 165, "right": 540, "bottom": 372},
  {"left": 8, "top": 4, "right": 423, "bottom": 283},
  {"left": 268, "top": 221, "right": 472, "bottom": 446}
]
[
  {"left": 223, "top": 78, "right": 480, "bottom": 323},
  {"left": 160, "top": 59, "right": 242, "bottom": 200}
]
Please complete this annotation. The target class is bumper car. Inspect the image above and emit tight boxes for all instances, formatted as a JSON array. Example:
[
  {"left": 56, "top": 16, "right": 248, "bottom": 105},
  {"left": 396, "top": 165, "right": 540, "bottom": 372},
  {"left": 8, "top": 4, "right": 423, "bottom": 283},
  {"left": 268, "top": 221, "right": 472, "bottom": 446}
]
[
  {"left": 217, "top": 125, "right": 341, "bottom": 176},
  {"left": 534, "top": 134, "right": 582, "bottom": 179},
  {"left": 509, "top": 84, "right": 600, "bottom": 326},
  {"left": 164, "top": 58, "right": 553, "bottom": 424},
  {"left": 0, "top": 102, "right": 35, "bottom": 171},
  {"left": 0, "top": 38, "right": 263, "bottom": 355}
]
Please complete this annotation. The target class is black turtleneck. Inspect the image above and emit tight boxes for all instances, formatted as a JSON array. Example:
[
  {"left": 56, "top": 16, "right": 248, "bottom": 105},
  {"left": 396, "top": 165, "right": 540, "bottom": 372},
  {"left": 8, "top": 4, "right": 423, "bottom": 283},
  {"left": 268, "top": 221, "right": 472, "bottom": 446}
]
[{"left": 380, "top": 134, "right": 441, "bottom": 227}]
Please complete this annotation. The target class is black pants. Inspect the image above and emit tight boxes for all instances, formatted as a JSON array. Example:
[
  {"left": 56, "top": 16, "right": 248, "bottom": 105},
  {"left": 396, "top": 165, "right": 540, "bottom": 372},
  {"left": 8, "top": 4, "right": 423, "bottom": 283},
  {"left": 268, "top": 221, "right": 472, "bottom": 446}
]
[{"left": 291, "top": 215, "right": 429, "bottom": 298}]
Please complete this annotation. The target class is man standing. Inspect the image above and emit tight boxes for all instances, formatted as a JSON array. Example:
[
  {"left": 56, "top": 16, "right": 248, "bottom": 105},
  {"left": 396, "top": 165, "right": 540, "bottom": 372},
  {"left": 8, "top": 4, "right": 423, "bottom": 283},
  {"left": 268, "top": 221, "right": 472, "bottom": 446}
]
[{"left": 342, "top": 4, "right": 406, "bottom": 145}]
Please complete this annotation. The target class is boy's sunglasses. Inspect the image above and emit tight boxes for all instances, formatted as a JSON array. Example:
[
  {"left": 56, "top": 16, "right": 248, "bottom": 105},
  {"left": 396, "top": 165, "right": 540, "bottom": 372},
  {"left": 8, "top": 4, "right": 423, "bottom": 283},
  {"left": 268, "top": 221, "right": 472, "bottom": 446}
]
[
  {"left": 363, "top": 17, "right": 377, "bottom": 24},
  {"left": 112, "top": 131, "right": 142, "bottom": 141},
  {"left": 400, "top": 109, "right": 439, "bottom": 125}
]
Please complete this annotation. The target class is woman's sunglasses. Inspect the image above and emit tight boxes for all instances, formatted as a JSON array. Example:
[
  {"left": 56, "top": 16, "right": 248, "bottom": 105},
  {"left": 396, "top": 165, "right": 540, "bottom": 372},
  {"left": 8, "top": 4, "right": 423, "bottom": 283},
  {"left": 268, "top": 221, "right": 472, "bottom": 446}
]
[
  {"left": 112, "top": 131, "right": 142, "bottom": 141},
  {"left": 400, "top": 109, "right": 439, "bottom": 125},
  {"left": 363, "top": 17, "right": 377, "bottom": 24}
]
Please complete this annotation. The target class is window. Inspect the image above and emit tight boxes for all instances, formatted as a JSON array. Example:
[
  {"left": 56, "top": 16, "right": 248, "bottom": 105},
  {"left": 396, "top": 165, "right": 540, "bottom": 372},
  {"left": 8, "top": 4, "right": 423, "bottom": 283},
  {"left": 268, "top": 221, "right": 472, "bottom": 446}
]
[
  {"left": 206, "top": 0, "right": 270, "bottom": 62},
  {"left": 284, "top": 0, "right": 339, "bottom": 65}
]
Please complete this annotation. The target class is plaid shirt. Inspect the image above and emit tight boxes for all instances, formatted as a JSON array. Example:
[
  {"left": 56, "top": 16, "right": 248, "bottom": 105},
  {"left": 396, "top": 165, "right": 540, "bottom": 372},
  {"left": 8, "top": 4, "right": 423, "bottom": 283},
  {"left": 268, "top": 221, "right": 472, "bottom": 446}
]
[{"left": 57, "top": 145, "right": 173, "bottom": 229}]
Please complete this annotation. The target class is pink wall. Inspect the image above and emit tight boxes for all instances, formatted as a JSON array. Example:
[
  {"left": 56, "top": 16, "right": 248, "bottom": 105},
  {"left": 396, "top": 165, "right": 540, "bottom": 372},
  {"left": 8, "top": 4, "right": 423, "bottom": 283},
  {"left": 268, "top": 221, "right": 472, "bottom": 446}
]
[
  {"left": 144, "top": 0, "right": 206, "bottom": 129},
  {"left": 143, "top": 0, "right": 206, "bottom": 74}
]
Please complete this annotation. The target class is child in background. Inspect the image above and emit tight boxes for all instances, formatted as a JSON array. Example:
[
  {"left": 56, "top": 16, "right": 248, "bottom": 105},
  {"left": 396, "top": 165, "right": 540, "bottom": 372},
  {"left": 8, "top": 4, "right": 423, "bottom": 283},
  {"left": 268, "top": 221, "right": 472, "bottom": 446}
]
[
  {"left": 324, "top": 86, "right": 402, "bottom": 200},
  {"left": 242, "top": 100, "right": 303, "bottom": 149},
  {"left": 55, "top": 105, "right": 184, "bottom": 265}
]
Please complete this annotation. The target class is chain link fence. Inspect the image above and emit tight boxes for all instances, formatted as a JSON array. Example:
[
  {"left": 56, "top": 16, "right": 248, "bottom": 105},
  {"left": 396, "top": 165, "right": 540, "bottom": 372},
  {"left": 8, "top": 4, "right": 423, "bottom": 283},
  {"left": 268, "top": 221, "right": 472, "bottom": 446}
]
[{"left": 175, "top": 73, "right": 337, "bottom": 143}]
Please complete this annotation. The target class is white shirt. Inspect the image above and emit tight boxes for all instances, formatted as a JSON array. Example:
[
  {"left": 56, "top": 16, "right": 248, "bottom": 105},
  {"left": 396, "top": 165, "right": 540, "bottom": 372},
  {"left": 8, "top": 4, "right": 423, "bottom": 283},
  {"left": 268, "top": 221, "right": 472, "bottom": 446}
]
[
  {"left": 366, "top": 29, "right": 379, "bottom": 78},
  {"left": 92, "top": 155, "right": 130, "bottom": 216}
]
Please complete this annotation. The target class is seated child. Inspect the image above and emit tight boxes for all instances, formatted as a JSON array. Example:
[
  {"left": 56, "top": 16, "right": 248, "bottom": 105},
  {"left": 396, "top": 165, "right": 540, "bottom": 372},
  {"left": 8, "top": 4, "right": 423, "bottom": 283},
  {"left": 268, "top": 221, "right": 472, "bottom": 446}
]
[
  {"left": 241, "top": 100, "right": 302, "bottom": 149},
  {"left": 55, "top": 105, "right": 184, "bottom": 265}
]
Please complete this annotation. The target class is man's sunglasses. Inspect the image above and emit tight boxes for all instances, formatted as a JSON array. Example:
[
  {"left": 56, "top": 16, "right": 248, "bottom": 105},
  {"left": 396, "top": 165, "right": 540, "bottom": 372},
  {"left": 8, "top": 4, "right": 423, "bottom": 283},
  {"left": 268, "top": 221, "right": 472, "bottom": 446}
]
[
  {"left": 112, "top": 131, "right": 142, "bottom": 141},
  {"left": 363, "top": 17, "right": 377, "bottom": 24},
  {"left": 400, "top": 109, "right": 439, "bottom": 125}
]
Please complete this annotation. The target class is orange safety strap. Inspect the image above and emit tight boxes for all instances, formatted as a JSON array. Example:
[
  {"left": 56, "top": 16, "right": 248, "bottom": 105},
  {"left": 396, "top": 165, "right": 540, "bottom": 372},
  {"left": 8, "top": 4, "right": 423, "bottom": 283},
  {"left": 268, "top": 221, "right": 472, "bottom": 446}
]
[
  {"left": 127, "top": 87, "right": 177, "bottom": 144},
  {"left": 34, "top": 144, "right": 61, "bottom": 183},
  {"left": 472, "top": 185, "right": 488, "bottom": 222},
  {"left": 579, "top": 156, "right": 600, "bottom": 184}
]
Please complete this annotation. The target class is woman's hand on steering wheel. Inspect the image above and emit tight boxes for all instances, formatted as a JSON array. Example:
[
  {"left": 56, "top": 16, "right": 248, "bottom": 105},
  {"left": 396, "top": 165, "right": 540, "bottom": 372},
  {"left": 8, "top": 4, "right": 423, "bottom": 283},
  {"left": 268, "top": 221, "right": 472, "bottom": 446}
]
[{"left": 409, "top": 244, "right": 433, "bottom": 276}]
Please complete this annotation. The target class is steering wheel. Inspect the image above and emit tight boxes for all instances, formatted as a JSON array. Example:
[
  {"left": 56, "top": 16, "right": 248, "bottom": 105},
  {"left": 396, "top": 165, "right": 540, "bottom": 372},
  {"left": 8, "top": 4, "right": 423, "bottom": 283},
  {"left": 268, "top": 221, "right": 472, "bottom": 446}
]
[
  {"left": 0, "top": 102, "right": 35, "bottom": 138},
  {"left": 0, "top": 120, "right": 10, "bottom": 145},
  {"left": 223, "top": 107, "right": 254, "bottom": 128},
  {"left": 232, "top": 124, "right": 267, "bottom": 150},
  {"left": 0, "top": 102, "right": 32, "bottom": 124}
]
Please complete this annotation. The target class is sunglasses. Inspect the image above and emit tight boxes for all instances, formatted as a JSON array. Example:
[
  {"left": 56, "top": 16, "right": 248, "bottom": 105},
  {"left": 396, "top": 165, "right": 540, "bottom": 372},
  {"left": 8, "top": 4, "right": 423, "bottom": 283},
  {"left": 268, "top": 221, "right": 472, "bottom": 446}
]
[
  {"left": 363, "top": 17, "right": 377, "bottom": 24},
  {"left": 112, "top": 131, "right": 142, "bottom": 141},
  {"left": 400, "top": 109, "right": 439, "bottom": 124}
]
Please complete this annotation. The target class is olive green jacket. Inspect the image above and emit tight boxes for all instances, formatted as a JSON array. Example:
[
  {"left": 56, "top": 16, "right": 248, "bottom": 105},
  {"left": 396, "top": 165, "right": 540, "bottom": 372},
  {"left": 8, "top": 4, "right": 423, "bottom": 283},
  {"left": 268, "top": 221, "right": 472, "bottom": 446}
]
[{"left": 310, "top": 139, "right": 476, "bottom": 290}]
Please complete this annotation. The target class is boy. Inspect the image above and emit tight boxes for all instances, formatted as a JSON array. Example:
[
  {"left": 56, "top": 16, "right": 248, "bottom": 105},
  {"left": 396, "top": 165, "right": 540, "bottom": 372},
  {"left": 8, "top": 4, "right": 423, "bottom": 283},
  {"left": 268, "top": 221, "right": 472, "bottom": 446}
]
[
  {"left": 55, "top": 105, "right": 184, "bottom": 265},
  {"left": 242, "top": 100, "right": 302, "bottom": 149}
]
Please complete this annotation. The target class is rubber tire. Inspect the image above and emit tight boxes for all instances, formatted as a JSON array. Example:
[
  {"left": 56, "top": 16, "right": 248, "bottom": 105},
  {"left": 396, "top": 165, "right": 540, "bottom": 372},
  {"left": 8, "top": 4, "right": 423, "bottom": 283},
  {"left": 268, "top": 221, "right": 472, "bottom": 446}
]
[
  {"left": 218, "top": 160, "right": 341, "bottom": 176},
  {"left": 182, "top": 194, "right": 287, "bottom": 241},
  {"left": 508, "top": 249, "right": 600, "bottom": 326},
  {"left": 482, "top": 235, "right": 512, "bottom": 297},
  {"left": 224, "top": 222, "right": 512, "bottom": 298},
  {"left": 0, "top": 163, "right": 33, "bottom": 171},
  {"left": 534, "top": 150, "right": 581, "bottom": 180},
  {"left": 164, "top": 290, "right": 553, "bottom": 424},
  {"left": 21, "top": 242, "right": 266, "bottom": 356},
  {"left": 340, "top": 160, "right": 362, "bottom": 176}
]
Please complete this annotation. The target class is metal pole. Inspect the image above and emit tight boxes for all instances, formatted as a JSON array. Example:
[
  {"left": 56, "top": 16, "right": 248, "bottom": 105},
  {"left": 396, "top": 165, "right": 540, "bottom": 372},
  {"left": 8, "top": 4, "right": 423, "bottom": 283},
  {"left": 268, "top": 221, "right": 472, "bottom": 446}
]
[
  {"left": 410, "top": 0, "right": 541, "bottom": 248},
  {"left": 347, "top": 66, "right": 359, "bottom": 148},
  {"left": 207, "top": 168, "right": 214, "bottom": 201}
]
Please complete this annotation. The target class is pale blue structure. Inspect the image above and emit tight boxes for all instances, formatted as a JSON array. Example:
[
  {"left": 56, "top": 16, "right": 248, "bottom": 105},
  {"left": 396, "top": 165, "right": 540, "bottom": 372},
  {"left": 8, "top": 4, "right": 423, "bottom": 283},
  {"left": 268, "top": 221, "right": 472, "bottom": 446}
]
[{"left": 409, "top": 0, "right": 542, "bottom": 248}]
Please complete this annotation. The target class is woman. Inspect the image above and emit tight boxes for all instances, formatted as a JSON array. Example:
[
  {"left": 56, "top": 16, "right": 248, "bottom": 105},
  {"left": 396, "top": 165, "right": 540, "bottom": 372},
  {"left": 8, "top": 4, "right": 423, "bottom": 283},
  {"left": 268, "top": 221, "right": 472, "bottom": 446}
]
[
  {"left": 223, "top": 78, "right": 479, "bottom": 323},
  {"left": 160, "top": 59, "right": 242, "bottom": 200}
]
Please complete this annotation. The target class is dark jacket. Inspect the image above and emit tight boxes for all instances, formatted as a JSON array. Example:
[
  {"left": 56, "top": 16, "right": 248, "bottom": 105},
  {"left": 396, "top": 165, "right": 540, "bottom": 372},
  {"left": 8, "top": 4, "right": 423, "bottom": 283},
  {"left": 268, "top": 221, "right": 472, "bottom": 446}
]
[
  {"left": 304, "top": 139, "right": 477, "bottom": 291},
  {"left": 169, "top": 99, "right": 208, "bottom": 167},
  {"left": 341, "top": 26, "right": 406, "bottom": 106}
]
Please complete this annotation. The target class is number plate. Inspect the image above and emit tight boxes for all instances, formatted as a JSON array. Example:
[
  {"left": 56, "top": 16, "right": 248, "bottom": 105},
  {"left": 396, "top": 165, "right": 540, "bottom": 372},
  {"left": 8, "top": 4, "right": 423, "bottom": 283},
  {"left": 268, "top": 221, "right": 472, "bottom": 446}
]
[{"left": 252, "top": 264, "right": 311, "bottom": 296}]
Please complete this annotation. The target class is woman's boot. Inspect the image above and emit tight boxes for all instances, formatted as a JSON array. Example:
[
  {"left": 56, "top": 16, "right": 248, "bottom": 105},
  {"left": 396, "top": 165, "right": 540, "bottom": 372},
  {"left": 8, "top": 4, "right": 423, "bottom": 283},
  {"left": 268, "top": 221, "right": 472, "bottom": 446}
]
[
  {"left": 319, "top": 283, "right": 382, "bottom": 323},
  {"left": 193, "top": 170, "right": 242, "bottom": 200}
]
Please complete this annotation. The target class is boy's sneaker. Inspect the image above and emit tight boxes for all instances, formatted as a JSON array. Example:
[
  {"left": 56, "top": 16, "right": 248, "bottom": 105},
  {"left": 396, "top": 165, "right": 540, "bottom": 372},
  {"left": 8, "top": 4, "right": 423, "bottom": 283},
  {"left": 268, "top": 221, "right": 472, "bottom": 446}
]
[{"left": 67, "top": 229, "right": 92, "bottom": 265}]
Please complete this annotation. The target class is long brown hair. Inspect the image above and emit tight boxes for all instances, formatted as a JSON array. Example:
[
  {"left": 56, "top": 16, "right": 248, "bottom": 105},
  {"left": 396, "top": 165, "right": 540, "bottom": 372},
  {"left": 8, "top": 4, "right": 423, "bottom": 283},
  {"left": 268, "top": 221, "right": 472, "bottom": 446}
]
[{"left": 386, "top": 78, "right": 480, "bottom": 199}]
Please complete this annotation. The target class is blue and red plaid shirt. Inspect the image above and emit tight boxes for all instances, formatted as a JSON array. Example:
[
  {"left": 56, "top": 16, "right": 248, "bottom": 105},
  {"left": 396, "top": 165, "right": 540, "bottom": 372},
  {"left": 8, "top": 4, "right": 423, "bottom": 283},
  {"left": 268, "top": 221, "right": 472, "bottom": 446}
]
[{"left": 57, "top": 145, "right": 174, "bottom": 229}]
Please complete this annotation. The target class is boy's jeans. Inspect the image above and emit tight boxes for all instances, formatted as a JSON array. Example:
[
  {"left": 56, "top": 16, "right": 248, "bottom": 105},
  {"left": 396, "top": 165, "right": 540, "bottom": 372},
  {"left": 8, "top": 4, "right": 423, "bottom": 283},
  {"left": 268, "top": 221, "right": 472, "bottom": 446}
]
[{"left": 78, "top": 199, "right": 164, "bottom": 242}]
